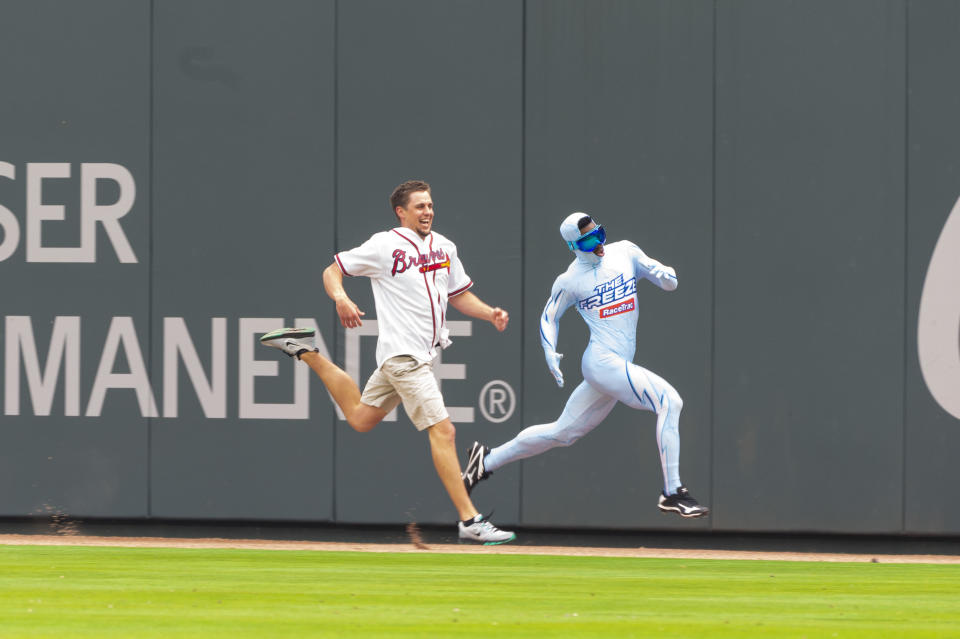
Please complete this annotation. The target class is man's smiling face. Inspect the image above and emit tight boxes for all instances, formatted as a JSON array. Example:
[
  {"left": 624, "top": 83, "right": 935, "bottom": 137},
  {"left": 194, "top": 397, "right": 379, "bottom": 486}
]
[{"left": 396, "top": 190, "right": 434, "bottom": 238}]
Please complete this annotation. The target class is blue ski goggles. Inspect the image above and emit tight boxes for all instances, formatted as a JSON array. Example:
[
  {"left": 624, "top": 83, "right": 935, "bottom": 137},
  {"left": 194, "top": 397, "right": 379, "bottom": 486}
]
[{"left": 568, "top": 224, "right": 606, "bottom": 252}]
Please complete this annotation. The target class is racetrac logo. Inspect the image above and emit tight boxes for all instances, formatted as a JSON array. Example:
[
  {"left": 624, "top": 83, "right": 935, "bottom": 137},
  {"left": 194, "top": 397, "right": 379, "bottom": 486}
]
[
  {"left": 600, "top": 299, "right": 635, "bottom": 318},
  {"left": 579, "top": 273, "right": 637, "bottom": 311}
]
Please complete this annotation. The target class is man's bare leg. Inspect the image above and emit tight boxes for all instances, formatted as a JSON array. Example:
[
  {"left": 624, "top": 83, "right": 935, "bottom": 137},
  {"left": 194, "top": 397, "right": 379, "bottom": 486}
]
[
  {"left": 299, "top": 350, "right": 477, "bottom": 519},
  {"left": 427, "top": 418, "right": 479, "bottom": 521},
  {"left": 299, "top": 351, "right": 385, "bottom": 433}
]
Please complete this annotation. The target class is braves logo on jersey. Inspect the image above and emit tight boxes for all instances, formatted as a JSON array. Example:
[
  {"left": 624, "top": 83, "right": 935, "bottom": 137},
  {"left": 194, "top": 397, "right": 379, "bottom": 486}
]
[
  {"left": 391, "top": 248, "right": 450, "bottom": 277},
  {"left": 579, "top": 273, "right": 637, "bottom": 313}
]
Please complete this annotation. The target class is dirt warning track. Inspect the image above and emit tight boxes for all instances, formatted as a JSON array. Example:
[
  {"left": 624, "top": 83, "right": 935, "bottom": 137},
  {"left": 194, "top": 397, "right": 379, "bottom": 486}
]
[{"left": 2, "top": 534, "right": 958, "bottom": 564}]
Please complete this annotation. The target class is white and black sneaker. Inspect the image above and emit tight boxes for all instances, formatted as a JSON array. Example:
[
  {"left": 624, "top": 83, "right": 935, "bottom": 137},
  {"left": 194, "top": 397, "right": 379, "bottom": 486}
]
[
  {"left": 457, "top": 514, "right": 516, "bottom": 545},
  {"left": 462, "top": 441, "right": 492, "bottom": 495},
  {"left": 259, "top": 327, "right": 319, "bottom": 360},
  {"left": 657, "top": 486, "right": 710, "bottom": 518}
]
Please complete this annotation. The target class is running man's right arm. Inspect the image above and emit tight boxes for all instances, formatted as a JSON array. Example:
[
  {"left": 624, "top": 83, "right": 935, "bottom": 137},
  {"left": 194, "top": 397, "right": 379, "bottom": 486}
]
[
  {"left": 328, "top": 235, "right": 385, "bottom": 329},
  {"left": 626, "top": 241, "right": 678, "bottom": 291},
  {"left": 323, "top": 263, "right": 365, "bottom": 328},
  {"left": 540, "top": 277, "right": 575, "bottom": 388}
]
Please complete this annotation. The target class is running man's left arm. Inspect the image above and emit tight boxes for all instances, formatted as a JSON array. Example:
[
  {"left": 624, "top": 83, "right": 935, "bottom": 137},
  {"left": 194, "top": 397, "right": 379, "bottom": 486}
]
[
  {"left": 627, "top": 241, "right": 678, "bottom": 291},
  {"left": 449, "top": 291, "right": 509, "bottom": 332},
  {"left": 540, "top": 277, "right": 576, "bottom": 388}
]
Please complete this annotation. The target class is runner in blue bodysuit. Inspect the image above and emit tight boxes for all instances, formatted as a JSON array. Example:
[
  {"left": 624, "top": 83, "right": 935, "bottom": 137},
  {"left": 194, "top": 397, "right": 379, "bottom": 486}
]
[{"left": 462, "top": 212, "right": 709, "bottom": 518}]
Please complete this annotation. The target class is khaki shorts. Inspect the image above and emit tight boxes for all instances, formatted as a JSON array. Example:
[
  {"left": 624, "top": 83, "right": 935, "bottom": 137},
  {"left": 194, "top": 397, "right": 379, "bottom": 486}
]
[{"left": 360, "top": 355, "right": 449, "bottom": 431}]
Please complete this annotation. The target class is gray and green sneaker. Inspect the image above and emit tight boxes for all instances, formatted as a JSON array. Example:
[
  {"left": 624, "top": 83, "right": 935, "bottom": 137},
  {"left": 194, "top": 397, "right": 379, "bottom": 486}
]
[
  {"left": 457, "top": 514, "right": 516, "bottom": 545},
  {"left": 259, "top": 327, "right": 319, "bottom": 360}
]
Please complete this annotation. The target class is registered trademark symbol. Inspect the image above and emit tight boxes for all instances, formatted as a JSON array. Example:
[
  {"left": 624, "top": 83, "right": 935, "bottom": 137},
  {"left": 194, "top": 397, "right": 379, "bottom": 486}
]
[{"left": 478, "top": 380, "right": 516, "bottom": 423}]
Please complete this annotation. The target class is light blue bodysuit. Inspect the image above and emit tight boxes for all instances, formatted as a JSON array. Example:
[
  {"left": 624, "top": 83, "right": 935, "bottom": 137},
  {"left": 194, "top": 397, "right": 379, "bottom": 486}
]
[{"left": 483, "top": 240, "right": 684, "bottom": 494}]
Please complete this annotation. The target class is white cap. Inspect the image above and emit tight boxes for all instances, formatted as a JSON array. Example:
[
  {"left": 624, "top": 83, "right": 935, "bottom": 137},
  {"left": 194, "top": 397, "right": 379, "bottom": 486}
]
[{"left": 560, "top": 212, "right": 592, "bottom": 242}]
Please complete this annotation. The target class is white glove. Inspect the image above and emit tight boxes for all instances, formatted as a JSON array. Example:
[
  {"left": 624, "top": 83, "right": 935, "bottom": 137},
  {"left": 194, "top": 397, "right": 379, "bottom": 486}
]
[
  {"left": 650, "top": 264, "right": 676, "bottom": 281},
  {"left": 544, "top": 350, "right": 564, "bottom": 388}
]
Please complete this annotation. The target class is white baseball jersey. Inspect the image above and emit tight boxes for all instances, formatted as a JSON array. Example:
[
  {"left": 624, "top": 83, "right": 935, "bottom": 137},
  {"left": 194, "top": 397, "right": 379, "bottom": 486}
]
[{"left": 335, "top": 227, "right": 473, "bottom": 367}]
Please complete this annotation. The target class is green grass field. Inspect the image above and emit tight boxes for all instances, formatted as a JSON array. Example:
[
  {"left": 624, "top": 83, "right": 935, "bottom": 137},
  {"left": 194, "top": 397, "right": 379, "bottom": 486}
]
[{"left": 0, "top": 545, "right": 957, "bottom": 638}]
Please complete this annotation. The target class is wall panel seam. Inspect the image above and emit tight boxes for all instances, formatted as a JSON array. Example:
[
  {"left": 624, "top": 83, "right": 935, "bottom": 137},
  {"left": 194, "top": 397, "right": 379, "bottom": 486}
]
[
  {"left": 901, "top": 0, "right": 910, "bottom": 534},
  {"left": 332, "top": 0, "right": 340, "bottom": 523},
  {"left": 147, "top": 0, "right": 156, "bottom": 519},
  {"left": 709, "top": 0, "right": 718, "bottom": 531}
]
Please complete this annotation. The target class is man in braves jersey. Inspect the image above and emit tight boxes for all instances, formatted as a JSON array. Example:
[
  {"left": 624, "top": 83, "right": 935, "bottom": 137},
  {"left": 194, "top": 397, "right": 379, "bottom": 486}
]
[
  {"left": 462, "top": 212, "right": 709, "bottom": 518},
  {"left": 260, "top": 180, "right": 515, "bottom": 544}
]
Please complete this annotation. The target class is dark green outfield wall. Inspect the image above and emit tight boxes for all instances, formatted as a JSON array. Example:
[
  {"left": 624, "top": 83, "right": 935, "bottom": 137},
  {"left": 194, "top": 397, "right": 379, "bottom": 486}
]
[{"left": 1, "top": 0, "right": 958, "bottom": 535}]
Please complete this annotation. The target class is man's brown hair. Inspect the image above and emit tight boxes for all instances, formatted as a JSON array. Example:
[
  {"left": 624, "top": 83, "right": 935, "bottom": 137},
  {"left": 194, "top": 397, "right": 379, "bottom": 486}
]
[{"left": 390, "top": 180, "right": 431, "bottom": 219}]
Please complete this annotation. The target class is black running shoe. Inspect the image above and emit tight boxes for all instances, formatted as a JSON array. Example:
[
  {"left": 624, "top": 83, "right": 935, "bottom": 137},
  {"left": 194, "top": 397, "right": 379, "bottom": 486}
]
[
  {"left": 657, "top": 486, "right": 709, "bottom": 518},
  {"left": 462, "top": 441, "right": 492, "bottom": 495}
]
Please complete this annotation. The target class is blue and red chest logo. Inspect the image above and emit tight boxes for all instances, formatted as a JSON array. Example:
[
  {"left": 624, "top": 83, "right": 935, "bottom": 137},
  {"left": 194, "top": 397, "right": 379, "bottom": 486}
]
[
  {"left": 600, "top": 298, "right": 635, "bottom": 318},
  {"left": 579, "top": 274, "right": 637, "bottom": 317}
]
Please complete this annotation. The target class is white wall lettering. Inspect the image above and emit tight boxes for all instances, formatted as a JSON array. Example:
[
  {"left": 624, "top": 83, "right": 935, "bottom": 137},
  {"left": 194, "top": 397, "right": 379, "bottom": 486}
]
[
  {"left": 0, "top": 162, "right": 19, "bottom": 261},
  {"left": 26, "top": 162, "right": 76, "bottom": 262},
  {"left": 80, "top": 163, "right": 137, "bottom": 263},
  {"left": 86, "top": 316, "right": 158, "bottom": 417},
  {"left": 163, "top": 317, "right": 227, "bottom": 418},
  {"left": 4, "top": 315, "right": 80, "bottom": 416},
  {"left": 238, "top": 318, "right": 309, "bottom": 419},
  {"left": 0, "top": 162, "right": 138, "bottom": 263},
  {"left": 435, "top": 320, "right": 473, "bottom": 423},
  {"left": 0, "top": 315, "right": 488, "bottom": 422},
  {"left": 918, "top": 195, "right": 960, "bottom": 420}
]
